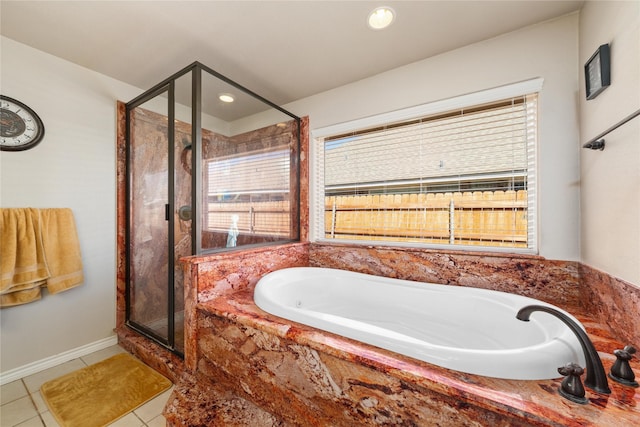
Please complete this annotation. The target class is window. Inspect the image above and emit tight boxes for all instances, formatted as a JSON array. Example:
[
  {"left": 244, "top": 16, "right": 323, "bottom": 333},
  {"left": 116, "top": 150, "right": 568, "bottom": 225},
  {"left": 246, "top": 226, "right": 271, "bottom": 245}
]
[
  {"left": 206, "top": 147, "right": 291, "bottom": 239},
  {"left": 312, "top": 80, "right": 541, "bottom": 251}
]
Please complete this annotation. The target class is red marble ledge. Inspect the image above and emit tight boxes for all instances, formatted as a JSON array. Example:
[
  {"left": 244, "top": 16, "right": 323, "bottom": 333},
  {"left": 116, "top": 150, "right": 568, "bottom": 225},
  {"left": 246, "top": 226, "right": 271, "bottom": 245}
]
[
  {"left": 309, "top": 243, "right": 585, "bottom": 314},
  {"left": 115, "top": 101, "right": 127, "bottom": 329},
  {"left": 116, "top": 326, "right": 185, "bottom": 383},
  {"left": 181, "top": 242, "right": 309, "bottom": 300},
  {"left": 180, "top": 242, "right": 309, "bottom": 370},
  {"left": 580, "top": 263, "right": 640, "bottom": 348},
  {"left": 191, "top": 288, "right": 640, "bottom": 427},
  {"left": 298, "top": 116, "right": 310, "bottom": 242}
]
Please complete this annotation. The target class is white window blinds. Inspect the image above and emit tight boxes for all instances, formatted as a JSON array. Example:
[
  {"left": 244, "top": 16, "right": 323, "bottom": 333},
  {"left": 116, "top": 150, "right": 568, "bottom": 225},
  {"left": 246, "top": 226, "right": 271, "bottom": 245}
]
[
  {"left": 313, "top": 88, "right": 539, "bottom": 251},
  {"left": 206, "top": 147, "right": 291, "bottom": 236}
]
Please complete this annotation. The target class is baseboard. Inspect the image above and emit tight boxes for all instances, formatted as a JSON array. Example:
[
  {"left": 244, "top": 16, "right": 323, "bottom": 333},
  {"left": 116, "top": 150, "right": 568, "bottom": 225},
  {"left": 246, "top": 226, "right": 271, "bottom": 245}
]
[{"left": 0, "top": 335, "right": 118, "bottom": 386}]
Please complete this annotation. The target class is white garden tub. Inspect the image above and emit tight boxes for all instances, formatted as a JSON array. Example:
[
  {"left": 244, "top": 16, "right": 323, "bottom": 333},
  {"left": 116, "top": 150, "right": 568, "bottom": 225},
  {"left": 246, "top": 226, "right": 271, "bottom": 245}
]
[{"left": 254, "top": 267, "right": 585, "bottom": 380}]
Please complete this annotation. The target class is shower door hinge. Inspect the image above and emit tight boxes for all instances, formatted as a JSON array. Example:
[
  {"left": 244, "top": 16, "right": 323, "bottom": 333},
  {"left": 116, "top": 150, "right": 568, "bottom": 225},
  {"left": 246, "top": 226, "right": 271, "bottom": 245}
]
[{"left": 165, "top": 204, "right": 170, "bottom": 221}]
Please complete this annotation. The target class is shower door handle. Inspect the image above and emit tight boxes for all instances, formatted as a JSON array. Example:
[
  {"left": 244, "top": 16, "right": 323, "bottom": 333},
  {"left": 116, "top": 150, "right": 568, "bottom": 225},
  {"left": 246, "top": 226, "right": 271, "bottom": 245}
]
[{"left": 165, "top": 204, "right": 170, "bottom": 221}]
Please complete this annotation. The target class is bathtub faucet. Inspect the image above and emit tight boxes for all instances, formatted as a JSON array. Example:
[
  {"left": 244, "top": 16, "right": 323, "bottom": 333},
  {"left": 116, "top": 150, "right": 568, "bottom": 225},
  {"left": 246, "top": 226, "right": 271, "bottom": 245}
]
[{"left": 516, "top": 305, "right": 611, "bottom": 394}]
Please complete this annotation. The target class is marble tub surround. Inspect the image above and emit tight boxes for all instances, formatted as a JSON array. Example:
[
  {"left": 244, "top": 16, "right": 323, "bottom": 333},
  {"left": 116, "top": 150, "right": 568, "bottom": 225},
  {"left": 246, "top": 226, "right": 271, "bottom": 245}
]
[
  {"left": 160, "top": 242, "right": 638, "bottom": 426},
  {"left": 165, "top": 370, "right": 287, "bottom": 426},
  {"left": 309, "top": 243, "right": 585, "bottom": 313},
  {"left": 308, "top": 243, "right": 640, "bottom": 348},
  {"left": 161, "top": 243, "right": 640, "bottom": 426},
  {"left": 163, "top": 284, "right": 639, "bottom": 426},
  {"left": 580, "top": 263, "right": 640, "bottom": 349},
  {"left": 189, "top": 243, "right": 309, "bottom": 301},
  {"left": 111, "top": 232, "right": 640, "bottom": 424},
  {"left": 180, "top": 242, "right": 309, "bottom": 370}
]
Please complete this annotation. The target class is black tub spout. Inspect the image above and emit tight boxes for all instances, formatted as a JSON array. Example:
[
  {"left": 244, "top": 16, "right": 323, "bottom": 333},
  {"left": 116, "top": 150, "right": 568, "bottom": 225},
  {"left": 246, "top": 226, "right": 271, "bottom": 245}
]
[{"left": 516, "top": 305, "right": 611, "bottom": 394}]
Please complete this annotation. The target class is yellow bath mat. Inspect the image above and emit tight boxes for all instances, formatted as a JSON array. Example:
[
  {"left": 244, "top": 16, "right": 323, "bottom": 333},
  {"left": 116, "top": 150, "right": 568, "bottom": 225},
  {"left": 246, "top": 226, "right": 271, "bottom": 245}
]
[{"left": 40, "top": 353, "right": 171, "bottom": 427}]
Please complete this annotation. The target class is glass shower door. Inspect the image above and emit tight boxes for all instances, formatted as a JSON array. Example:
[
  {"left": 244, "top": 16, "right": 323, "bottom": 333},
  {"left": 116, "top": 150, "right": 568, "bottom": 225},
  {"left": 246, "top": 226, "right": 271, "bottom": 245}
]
[{"left": 127, "top": 88, "right": 173, "bottom": 347}]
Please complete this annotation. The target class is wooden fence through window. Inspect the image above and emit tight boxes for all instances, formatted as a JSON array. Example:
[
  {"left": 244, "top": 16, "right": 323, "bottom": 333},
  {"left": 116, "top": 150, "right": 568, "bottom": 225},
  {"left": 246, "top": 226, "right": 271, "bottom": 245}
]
[
  {"left": 207, "top": 201, "right": 291, "bottom": 236},
  {"left": 207, "top": 190, "right": 528, "bottom": 247},
  {"left": 325, "top": 190, "right": 528, "bottom": 248}
]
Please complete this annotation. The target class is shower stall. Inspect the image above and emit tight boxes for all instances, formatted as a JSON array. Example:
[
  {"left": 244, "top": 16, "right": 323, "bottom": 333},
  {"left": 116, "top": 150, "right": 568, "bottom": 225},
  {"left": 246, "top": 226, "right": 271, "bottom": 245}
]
[{"left": 124, "top": 62, "right": 301, "bottom": 355}]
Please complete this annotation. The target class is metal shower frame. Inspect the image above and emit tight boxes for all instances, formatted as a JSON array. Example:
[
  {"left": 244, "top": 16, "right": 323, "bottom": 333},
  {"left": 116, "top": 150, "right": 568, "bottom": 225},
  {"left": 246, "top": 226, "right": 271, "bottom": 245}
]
[{"left": 124, "top": 61, "right": 301, "bottom": 354}]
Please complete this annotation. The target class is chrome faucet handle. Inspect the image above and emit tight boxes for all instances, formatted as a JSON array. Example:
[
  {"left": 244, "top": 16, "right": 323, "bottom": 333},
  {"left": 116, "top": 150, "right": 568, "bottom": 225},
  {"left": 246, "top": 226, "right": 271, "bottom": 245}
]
[
  {"left": 609, "top": 345, "right": 639, "bottom": 387},
  {"left": 558, "top": 362, "right": 588, "bottom": 404}
]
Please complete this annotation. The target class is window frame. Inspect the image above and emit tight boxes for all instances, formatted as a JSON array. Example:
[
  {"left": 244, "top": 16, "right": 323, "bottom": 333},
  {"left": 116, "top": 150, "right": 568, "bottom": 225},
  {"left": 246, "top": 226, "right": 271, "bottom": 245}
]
[
  {"left": 310, "top": 78, "right": 543, "bottom": 254},
  {"left": 205, "top": 146, "right": 293, "bottom": 238}
]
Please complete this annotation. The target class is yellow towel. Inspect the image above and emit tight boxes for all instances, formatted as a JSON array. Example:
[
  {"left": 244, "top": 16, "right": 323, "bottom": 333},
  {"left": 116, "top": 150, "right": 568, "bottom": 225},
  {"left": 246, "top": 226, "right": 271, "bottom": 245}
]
[
  {"left": 39, "top": 209, "right": 84, "bottom": 295},
  {"left": 1, "top": 208, "right": 84, "bottom": 307},
  {"left": 0, "top": 208, "right": 49, "bottom": 293}
]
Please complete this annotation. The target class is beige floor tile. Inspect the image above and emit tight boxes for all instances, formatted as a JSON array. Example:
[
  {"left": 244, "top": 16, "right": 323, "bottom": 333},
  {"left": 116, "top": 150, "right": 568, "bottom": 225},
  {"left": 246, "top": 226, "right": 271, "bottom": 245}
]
[
  {"left": 133, "top": 387, "right": 173, "bottom": 423},
  {"left": 1, "top": 380, "right": 28, "bottom": 405},
  {"left": 80, "top": 344, "right": 127, "bottom": 366},
  {"left": 22, "top": 359, "right": 86, "bottom": 393},
  {"left": 15, "top": 414, "right": 45, "bottom": 427},
  {"left": 39, "top": 411, "right": 60, "bottom": 427},
  {"left": 7, "top": 344, "right": 175, "bottom": 427},
  {"left": 0, "top": 395, "right": 39, "bottom": 426},
  {"left": 29, "top": 391, "right": 48, "bottom": 414},
  {"left": 145, "top": 414, "right": 167, "bottom": 427},
  {"left": 107, "top": 412, "right": 144, "bottom": 427}
]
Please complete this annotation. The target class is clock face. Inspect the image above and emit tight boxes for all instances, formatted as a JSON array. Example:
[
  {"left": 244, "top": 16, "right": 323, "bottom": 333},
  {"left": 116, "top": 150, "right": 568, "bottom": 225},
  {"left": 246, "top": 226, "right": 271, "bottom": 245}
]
[{"left": 0, "top": 96, "right": 45, "bottom": 151}]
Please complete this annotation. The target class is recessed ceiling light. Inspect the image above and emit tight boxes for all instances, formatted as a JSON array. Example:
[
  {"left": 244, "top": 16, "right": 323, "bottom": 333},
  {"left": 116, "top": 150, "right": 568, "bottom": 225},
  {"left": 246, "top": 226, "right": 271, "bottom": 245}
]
[
  {"left": 367, "top": 6, "right": 395, "bottom": 30},
  {"left": 219, "top": 93, "right": 235, "bottom": 103}
]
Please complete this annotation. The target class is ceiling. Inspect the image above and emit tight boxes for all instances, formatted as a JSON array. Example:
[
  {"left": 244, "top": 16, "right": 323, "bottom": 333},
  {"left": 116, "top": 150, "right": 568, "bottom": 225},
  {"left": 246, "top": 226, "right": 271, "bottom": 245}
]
[{"left": 1, "top": 1, "right": 584, "bottom": 118}]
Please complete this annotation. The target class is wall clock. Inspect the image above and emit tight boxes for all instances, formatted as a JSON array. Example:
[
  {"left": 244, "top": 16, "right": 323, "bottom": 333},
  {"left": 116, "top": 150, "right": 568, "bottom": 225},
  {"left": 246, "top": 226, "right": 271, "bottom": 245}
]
[
  {"left": 0, "top": 95, "right": 46, "bottom": 151},
  {"left": 584, "top": 44, "right": 611, "bottom": 100}
]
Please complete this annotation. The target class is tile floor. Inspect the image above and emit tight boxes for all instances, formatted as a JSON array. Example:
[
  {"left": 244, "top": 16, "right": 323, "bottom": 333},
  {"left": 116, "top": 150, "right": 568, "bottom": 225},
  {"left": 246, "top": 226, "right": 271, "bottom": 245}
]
[{"left": 1, "top": 345, "right": 173, "bottom": 427}]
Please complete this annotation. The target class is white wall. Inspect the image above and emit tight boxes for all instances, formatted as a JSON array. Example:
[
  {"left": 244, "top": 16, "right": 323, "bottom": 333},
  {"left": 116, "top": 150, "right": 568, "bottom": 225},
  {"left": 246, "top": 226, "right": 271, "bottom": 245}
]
[
  {"left": 288, "top": 13, "right": 581, "bottom": 261},
  {"left": 579, "top": 1, "right": 640, "bottom": 286},
  {"left": 0, "top": 37, "right": 142, "bottom": 373}
]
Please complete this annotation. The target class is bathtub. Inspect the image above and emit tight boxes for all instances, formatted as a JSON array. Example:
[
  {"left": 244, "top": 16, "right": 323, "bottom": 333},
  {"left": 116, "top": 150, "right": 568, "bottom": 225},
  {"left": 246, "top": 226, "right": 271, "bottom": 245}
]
[{"left": 254, "top": 267, "right": 585, "bottom": 380}]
